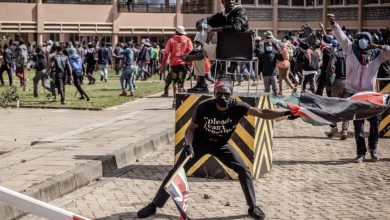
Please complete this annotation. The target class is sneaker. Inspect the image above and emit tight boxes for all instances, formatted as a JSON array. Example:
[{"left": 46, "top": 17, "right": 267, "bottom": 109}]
[
  {"left": 248, "top": 206, "right": 265, "bottom": 220},
  {"left": 340, "top": 130, "right": 348, "bottom": 140},
  {"left": 160, "top": 93, "right": 169, "bottom": 97},
  {"left": 119, "top": 92, "right": 127, "bottom": 96},
  {"left": 327, "top": 127, "right": 338, "bottom": 138},
  {"left": 100, "top": 76, "right": 103, "bottom": 81},
  {"left": 137, "top": 203, "right": 157, "bottom": 218},
  {"left": 370, "top": 151, "right": 379, "bottom": 161},
  {"left": 354, "top": 155, "right": 365, "bottom": 163}
]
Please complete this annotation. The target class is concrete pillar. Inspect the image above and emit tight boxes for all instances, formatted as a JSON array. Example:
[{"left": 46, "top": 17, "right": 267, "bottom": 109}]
[
  {"left": 272, "top": 0, "right": 278, "bottom": 36},
  {"left": 38, "top": 33, "right": 44, "bottom": 45},
  {"left": 358, "top": 0, "right": 362, "bottom": 31},
  {"left": 175, "top": 0, "right": 183, "bottom": 26},
  {"left": 215, "top": 0, "right": 222, "bottom": 12},
  {"left": 36, "top": 0, "right": 44, "bottom": 46},
  {"left": 322, "top": 0, "right": 328, "bottom": 31},
  {"left": 112, "top": 34, "right": 118, "bottom": 46},
  {"left": 112, "top": 0, "right": 120, "bottom": 45}
]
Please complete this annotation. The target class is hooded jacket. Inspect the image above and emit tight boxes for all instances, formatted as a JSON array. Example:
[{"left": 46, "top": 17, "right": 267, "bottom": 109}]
[
  {"left": 161, "top": 34, "right": 193, "bottom": 67},
  {"left": 196, "top": 4, "right": 249, "bottom": 32},
  {"left": 332, "top": 22, "right": 390, "bottom": 93}
]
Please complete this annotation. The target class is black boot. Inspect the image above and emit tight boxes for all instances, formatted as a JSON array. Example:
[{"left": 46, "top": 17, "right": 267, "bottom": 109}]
[
  {"left": 248, "top": 206, "right": 265, "bottom": 220},
  {"left": 188, "top": 76, "right": 208, "bottom": 93},
  {"left": 137, "top": 203, "right": 157, "bottom": 218}
]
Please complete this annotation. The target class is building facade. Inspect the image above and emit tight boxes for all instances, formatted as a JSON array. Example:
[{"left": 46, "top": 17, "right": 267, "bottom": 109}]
[{"left": 0, "top": 0, "right": 389, "bottom": 45}]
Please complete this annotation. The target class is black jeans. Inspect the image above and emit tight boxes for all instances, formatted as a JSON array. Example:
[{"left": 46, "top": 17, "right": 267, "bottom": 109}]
[
  {"left": 0, "top": 64, "right": 13, "bottom": 86},
  {"left": 72, "top": 72, "right": 89, "bottom": 99},
  {"left": 152, "top": 137, "right": 256, "bottom": 208},
  {"left": 353, "top": 116, "right": 379, "bottom": 156},
  {"left": 86, "top": 63, "right": 96, "bottom": 83},
  {"left": 302, "top": 73, "right": 315, "bottom": 93},
  {"left": 53, "top": 76, "right": 65, "bottom": 102}
]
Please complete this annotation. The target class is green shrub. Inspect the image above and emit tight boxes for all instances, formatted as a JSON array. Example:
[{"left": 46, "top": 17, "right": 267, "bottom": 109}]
[{"left": 0, "top": 86, "right": 19, "bottom": 107}]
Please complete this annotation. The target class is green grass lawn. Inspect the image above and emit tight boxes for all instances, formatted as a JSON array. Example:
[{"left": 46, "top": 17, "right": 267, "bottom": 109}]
[{"left": 0, "top": 70, "right": 164, "bottom": 109}]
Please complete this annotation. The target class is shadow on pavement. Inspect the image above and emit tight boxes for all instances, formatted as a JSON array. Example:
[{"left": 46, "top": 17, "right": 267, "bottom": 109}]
[
  {"left": 275, "top": 135, "right": 339, "bottom": 140},
  {"left": 144, "top": 108, "right": 174, "bottom": 111},
  {"left": 274, "top": 158, "right": 390, "bottom": 166},
  {"left": 94, "top": 212, "right": 248, "bottom": 220},
  {"left": 106, "top": 164, "right": 235, "bottom": 183}
]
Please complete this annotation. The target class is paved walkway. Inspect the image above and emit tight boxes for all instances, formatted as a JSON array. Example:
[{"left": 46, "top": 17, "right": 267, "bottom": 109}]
[
  {"left": 0, "top": 93, "right": 175, "bottom": 219},
  {"left": 21, "top": 118, "right": 390, "bottom": 220}
]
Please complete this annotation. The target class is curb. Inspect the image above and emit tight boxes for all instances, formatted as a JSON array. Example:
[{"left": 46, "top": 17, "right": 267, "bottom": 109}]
[
  {"left": 0, "top": 129, "right": 174, "bottom": 220},
  {"left": 5, "top": 104, "right": 103, "bottom": 111}
]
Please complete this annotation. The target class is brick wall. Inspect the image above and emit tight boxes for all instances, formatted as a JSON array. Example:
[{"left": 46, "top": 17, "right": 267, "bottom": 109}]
[
  {"left": 246, "top": 8, "right": 273, "bottom": 21},
  {"left": 328, "top": 8, "right": 358, "bottom": 20},
  {"left": 363, "top": 7, "right": 390, "bottom": 20},
  {"left": 278, "top": 9, "right": 323, "bottom": 21}
]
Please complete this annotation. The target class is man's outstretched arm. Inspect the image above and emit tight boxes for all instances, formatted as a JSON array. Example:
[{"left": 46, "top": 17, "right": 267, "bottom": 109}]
[{"left": 247, "top": 107, "right": 292, "bottom": 120}]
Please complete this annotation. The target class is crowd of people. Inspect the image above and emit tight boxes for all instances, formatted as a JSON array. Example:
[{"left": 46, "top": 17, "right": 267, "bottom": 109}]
[
  {"left": 0, "top": 36, "right": 167, "bottom": 104},
  {"left": 0, "top": 0, "right": 389, "bottom": 219}
]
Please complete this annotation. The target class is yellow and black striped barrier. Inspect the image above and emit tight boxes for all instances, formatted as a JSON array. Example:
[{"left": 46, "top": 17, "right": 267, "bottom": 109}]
[
  {"left": 378, "top": 79, "right": 390, "bottom": 137},
  {"left": 174, "top": 93, "right": 274, "bottom": 180}
]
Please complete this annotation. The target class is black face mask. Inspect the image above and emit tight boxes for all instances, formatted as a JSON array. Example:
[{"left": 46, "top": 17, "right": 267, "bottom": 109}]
[{"left": 216, "top": 97, "right": 230, "bottom": 108}]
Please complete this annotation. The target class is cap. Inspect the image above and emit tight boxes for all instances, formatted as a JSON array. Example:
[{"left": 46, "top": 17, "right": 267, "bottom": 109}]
[
  {"left": 264, "top": 31, "right": 274, "bottom": 39},
  {"left": 176, "top": 26, "right": 187, "bottom": 35}
]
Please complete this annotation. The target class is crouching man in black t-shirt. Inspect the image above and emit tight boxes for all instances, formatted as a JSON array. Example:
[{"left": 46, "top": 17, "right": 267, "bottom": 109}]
[{"left": 137, "top": 79, "right": 294, "bottom": 220}]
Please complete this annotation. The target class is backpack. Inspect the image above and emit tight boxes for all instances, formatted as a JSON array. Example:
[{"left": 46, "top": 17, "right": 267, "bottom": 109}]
[
  {"left": 69, "top": 56, "right": 83, "bottom": 75},
  {"left": 138, "top": 46, "right": 151, "bottom": 62}
]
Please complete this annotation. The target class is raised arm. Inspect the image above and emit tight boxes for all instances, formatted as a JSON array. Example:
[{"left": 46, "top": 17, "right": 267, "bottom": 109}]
[
  {"left": 247, "top": 107, "right": 291, "bottom": 120},
  {"left": 329, "top": 15, "right": 351, "bottom": 54}
]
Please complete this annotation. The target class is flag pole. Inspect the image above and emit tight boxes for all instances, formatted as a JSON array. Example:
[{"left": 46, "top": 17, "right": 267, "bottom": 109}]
[{"left": 164, "top": 155, "right": 191, "bottom": 189}]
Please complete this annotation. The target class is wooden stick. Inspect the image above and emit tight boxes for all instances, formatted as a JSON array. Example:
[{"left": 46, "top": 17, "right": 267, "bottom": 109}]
[{"left": 164, "top": 155, "right": 191, "bottom": 189}]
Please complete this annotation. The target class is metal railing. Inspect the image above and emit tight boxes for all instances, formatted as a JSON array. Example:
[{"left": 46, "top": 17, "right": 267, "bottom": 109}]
[
  {"left": 42, "top": 0, "right": 112, "bottom": 4},
  {"left": 117, "top": 2, "right": 176, "bottom": 13},
  {"left": 181, "top": 3, "right": 213, "bottom": 14}
]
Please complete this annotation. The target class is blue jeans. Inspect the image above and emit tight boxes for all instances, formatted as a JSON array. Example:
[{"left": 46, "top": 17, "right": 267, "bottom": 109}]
[
  {"left": 120, "top": 66, "right": 135, "bottom": 92},
  {"left": 353, "top": 116, "right": 379, "bottom": 156}
]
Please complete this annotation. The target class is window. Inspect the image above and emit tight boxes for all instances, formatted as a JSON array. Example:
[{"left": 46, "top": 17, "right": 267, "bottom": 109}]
[
  {"left": 345, "top": 0, "right": 357, "bottom": 4},
  {"left": 49, "top": 33, "right": 60, "bottom": 42},
  {"left": 291, "top": 0, "right": 304, "bottom": 5},
  {"left": 118, "top": 36, "right": 137, "bottom": 43},
  {"left": 279, "top": 0, "right": 289, "bottom": 5},
  {"left": 242, "top": 0, "right": 255, "bottom": 4},
  {"left": 317, "top": 0, "right": 323, "bottom": 5},
  {"left": 258, "top": 0, "right": 272, "bottom": 4},
  {"left": 364, "top": 0, "right": 378, "bottom": 3},
  {"left": 329, "top": 0, "right": 343, "bottom": 4},
  {"left": 100, "top": 36, "right": 112, "bottom": 47},
  {"left": 306, "top": 0, "right": 314, "bottom": 5},
  {"left": 69, "top": 33, "right": 79, "bottom": 42}
]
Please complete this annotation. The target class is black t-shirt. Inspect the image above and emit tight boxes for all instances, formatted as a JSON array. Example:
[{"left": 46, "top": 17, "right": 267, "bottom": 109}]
[{"left": 192, "top": 98, "right": 250, "bottom": 143}]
